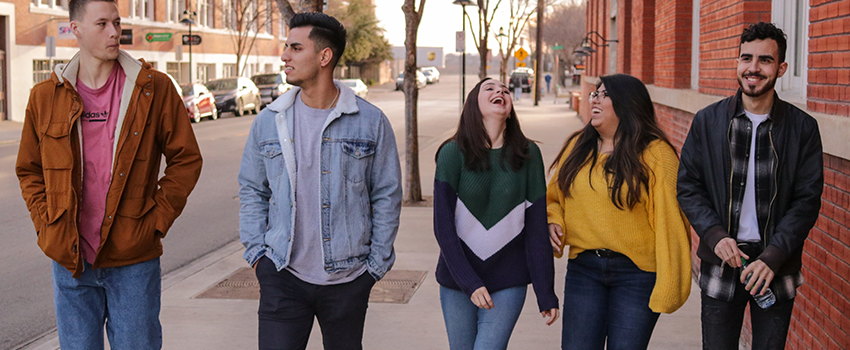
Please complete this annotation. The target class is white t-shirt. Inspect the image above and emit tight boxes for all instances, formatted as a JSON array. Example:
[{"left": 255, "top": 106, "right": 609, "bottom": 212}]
[{"left": 738, "top": 110, "right": 770, "bottom": 242}]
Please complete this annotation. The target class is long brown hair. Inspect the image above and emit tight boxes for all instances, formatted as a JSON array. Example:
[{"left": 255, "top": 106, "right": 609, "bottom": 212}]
[
  {"left": 436, "top": 78, "right": 529, "bottom": 172},
  {"left": 549, "top": 74, "right": 675, "bottom": 210}
]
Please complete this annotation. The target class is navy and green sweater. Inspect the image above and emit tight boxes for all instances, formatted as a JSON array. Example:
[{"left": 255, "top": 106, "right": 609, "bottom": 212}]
[{"left": 433, "top": 141, "right": 559, "bottom": 312}]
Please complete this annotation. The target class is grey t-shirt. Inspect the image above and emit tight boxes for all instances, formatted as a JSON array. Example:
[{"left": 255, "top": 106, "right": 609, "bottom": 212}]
[{"left": 286, "top": 92, "right": 366, "bottom": 285}]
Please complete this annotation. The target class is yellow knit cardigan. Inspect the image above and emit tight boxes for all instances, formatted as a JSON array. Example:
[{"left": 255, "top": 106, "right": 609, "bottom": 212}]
[{"left": 546, "top": 139, "right": 692, "bottom": 313}]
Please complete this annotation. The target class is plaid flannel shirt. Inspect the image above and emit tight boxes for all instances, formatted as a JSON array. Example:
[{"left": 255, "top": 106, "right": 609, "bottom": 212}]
[{"left": 699, "top": 108, "right": 804, "bottom": 302}]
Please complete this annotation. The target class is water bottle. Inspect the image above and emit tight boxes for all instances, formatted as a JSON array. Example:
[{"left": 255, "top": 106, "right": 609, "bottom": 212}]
[{"left": 741, "top": 258, "right": 776, "bottom": 309}]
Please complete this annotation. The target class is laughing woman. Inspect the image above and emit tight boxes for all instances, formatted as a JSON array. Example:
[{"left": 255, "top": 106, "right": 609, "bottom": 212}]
[
  {"left": 434, "top": 78, "right": 559, "bottom": 350},
  {"left": 547, "top": 74, "right": 692, "bottom": 350}
]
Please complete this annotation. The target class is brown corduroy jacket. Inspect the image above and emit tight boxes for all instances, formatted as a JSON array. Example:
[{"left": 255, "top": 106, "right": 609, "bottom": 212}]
[{"left": 16, "top": 50, "right": 203, "bottom": 277}]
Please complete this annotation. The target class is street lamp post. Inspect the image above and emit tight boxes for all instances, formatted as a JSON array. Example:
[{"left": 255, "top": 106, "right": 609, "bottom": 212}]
[
  {"left": 453, "top": 0, "right": 475, "bottom": 107},
  {"left": 496, "top": 26, "right": 508, "bottom": 84},
  {"left": 180, "top": 10, "right": 196, "bottom": 84}
]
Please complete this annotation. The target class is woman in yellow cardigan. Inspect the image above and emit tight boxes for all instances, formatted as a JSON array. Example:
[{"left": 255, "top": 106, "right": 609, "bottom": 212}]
[{"left": 547, "top": 74, "right": 692, "bottom": 350}]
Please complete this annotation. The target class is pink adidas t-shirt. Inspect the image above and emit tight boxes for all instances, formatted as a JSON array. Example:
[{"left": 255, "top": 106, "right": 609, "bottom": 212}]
[{"left": 76, "top": 63, "right": 125, "bottom": 264}]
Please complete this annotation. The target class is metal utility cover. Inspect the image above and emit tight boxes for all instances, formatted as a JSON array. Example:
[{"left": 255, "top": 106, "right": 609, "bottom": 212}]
[{"left": 194, "top": 268, "right": 427, "bottom": 304}]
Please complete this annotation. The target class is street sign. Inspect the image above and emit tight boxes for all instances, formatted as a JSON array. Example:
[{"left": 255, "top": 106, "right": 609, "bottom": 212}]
[
  {"left": 516, "top": 62, "right": 526, "bottom": 67},
  {"left": 57, "top": 22, "right": 75, "bottom": 39},
  {"left": 182, "top": 35, "right": 202, "bottom": 45},
  {"left": 146, "top": 33, "right": 172, "bottom": 42},
  {"left": 455, "top": 31, "right": 465, "bottom": 53},
  {"left": 120, "top": 29, "right": 133, "bottom": 45},
  {"left": 551, "top": 45, "right": 564, "bottom": 50},
  {"left": 514, "top": 47, "right": 528, "bottom": 61}
]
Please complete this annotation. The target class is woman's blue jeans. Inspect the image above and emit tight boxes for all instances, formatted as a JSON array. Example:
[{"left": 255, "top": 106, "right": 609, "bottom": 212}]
[
  {"left": 561, "top": 251, "right": 659, "bottom": 350},
  {"left": 440, "top": 285, "right": 527, "bottom": 350}
]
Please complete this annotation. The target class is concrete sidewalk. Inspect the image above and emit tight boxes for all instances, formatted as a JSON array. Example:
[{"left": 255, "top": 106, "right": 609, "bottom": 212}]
[{"left": 23, "top": 92, "right": 702, "bottom": 349}]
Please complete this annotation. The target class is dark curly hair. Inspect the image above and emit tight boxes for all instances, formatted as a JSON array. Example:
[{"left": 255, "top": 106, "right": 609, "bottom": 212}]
[
  {"left": 741, "top": 22, "right": 787, "bottom": 63},
  {"left": 290, "top": 13, "right": 347, "bottom": 68}
]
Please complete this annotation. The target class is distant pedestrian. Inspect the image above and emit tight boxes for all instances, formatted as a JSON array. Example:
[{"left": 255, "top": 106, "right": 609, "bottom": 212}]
[
  {"left": 677, "top": 22, "right": 823, "bottom": 350},
  {"left": 545, "top": 73, "right": 552, "bottom": 93},
  {"left": 548, "top": 73, "right": 692, "bottom": 349},
  {"left": 15, "top": 0, "right": 203, "bottom": 348},
  {"left": 434, "top": 78, "right": 559, "bottom": 350},
  {"left": 509, "top": 73, "right": 523, "bottom": 101},
  {"left": 238, "top": 12, "right": 402, "bottom": 350}
]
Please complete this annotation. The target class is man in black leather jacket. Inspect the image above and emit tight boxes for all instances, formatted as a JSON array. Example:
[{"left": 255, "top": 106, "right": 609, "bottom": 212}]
[{"left": 677, "top": 22, "right": 823, "bottom": 350}]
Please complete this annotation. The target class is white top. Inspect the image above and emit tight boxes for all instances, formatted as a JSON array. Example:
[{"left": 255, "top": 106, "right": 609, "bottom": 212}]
[{"left": 738, "top": 110, "right": 770, "bottom": 242}]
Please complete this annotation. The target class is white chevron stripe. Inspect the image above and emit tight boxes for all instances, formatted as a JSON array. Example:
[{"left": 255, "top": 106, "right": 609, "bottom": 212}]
[{"left": 455, "top": 199, "right": 531, "bottom": 261}]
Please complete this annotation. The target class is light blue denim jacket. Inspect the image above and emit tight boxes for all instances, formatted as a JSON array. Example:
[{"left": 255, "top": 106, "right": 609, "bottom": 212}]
[{"left": 238, "top": 81, "right": 402, "bottom": 280}]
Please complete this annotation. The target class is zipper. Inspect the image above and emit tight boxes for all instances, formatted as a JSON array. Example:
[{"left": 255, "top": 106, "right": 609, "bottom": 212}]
[
  {"left": 726, "top": 119, "right": 735, "bottom": 235},
  {"left": 765, "top": 124, "right": 778, "bottom": 247}
]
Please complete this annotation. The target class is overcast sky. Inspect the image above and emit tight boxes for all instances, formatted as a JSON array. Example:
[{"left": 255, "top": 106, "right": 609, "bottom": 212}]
[{"left": 373, "top": 0, "right": 516, "bottom": 55}]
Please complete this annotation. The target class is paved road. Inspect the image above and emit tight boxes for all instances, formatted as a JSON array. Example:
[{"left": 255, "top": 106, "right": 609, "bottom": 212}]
[{"left": 1, "top": 74, "right": 477, "bottom": 350}]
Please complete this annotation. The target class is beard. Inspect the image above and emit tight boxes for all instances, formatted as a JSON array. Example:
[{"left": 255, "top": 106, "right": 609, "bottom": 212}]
[{"left": 737, "top": 73, "right": 777, "bottom": 98}]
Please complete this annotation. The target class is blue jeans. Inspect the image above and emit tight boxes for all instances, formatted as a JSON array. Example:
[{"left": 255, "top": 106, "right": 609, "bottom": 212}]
[
  {"left": 52, "top": 258, "right": 162, "bottom": 350},
  {"left": 561, "top": 251, "right": 659, "bottom": 350},
  {"left": 440, "top": 285, "right": 527, "bottom": 350}
]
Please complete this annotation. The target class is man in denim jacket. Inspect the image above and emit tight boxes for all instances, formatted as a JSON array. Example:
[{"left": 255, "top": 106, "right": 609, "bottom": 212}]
[{"left": 238, "top": 13, "right": 402, "bottom": 350}]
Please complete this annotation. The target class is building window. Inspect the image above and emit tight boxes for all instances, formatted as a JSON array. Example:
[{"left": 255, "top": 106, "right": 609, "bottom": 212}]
[
  {"left": 32, "top": 0, "right": 68, "bottom": 10},
  {"left": 223, "top": 63, "right": 237, "bottom": 77},
  {"left": 167, "top": 0, "right": 185, "bottom": 23},
  {"left": 280, "top": 16, "right": 288, "bottom": 38},
  {"left": 690, "top": 0, "right": 700, "bottom": 90},
  {"left": 131, "top": 0, "right": 153, "bottom": 20},
  {"left": 264, "top": 0, "right": 273, "bottom": 34},
  {"left": 248, "top": 0, "right": 258, "bottom": 33},
  {"left": 33, "top": 59, "right": 68, "bottom": 84},
  {"left": 773, "top": 0, "right": 808, "bottom": 101},
  {"left": 197, "top": 63, "right": 216, "bottom": 83},
  {"left": 198, "top": 0, "right": 213, "bottom": 27},
  {"left": 223, "top": 0, "right": 237, "bottom": 30}
]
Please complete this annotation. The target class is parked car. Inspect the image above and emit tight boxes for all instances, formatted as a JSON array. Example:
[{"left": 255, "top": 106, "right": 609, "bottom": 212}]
[
  {"left": 420, "top": 66, "right": 440, "bottom": 83},
  {"left": 509, "top": 72, "right": 532, "bottom": 93},
  {"left": 341, "top": 78, "right": 368, "bottom": 99},
  {"left": 181, "top": 84, "right": 218, "bottom": 123},
  {"left": 250, "top": 72, "right": 292, "bottom": 108},
  {"left": 395, "top": 71, "right": 427, "bottom": 90},
  {"left": 205, "top": 77, "right": 261, "bottom": 117}
]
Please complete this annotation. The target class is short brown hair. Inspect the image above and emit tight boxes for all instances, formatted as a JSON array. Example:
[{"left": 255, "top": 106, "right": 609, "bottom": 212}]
[{"left": 69, "top": 0, "right": 115, "bottom": 21}]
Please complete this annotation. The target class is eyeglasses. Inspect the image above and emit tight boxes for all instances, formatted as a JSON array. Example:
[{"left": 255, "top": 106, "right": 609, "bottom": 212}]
[{"left": 588, "top": 90, "right": 609, "bottom": 100}]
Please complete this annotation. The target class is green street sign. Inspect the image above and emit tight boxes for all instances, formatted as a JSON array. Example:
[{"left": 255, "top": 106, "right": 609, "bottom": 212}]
[
  {"left": 145, "top": 33, "right": 172, "bottom": 43},
  {"left": 551, "top": 45, "right": 564, "bottom": 50}
]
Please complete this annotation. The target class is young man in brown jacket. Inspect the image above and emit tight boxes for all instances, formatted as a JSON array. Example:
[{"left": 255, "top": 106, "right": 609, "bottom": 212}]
[{"left": 15, "top": 0, "right": 202, "bottom": 348}]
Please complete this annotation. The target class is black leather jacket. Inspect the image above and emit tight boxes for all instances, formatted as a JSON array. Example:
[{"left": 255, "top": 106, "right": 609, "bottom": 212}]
[{"left": 677, "top": 89, "right": 823, "bottom": 276}]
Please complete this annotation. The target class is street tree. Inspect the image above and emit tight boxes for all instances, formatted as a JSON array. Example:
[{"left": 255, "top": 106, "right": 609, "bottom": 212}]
[
  {"left": 494, "top": 0, "right": 536, "bottom": 83},
  {"left": 328, "top": 0, "right": 393, "bottom": 70},
  {"left": 464, "top": 0, "right": 503, "bottom": 80},
  {"left": 274, "top": 0, "right": 323, "bottom": 25},
  {"left": 529, "top": 0, "right": 585, "bottom": 84},
  {"left": 401, "top": 0, "right": 426, "bottom": 203},
  {"left": 222, "top": 0, "right": 274, "bottom": 76}
]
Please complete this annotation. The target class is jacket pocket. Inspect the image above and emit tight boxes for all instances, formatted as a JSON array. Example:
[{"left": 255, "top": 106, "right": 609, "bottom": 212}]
[
  {"left": 108, "top": 197, "right": 159, "bottom": 258},
  {"left": 261, "top": 141, "right": 284, "bottom": 180},
  {"left": 341, "top": 140, "right": 376, "bottom": 184}
]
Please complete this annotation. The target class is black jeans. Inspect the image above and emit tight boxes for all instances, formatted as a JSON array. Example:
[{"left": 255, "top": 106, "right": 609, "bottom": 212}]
[
  {"left": 701, "top": 283, "right": 795, "bottom": 350},
  {"left": 255, "top": 257, "right": 376, "bottom": 350}
]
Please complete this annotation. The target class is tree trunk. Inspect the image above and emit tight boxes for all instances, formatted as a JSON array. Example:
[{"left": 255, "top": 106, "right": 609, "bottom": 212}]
[
  {"left": 275, "top": 0, "right": 323, "bottom": 27},
  {"left": 402, "top": 0, "right": 425, "bottom": 204},
  {"left": 479, "top": 37, "right": 488, "bottom": 79}
]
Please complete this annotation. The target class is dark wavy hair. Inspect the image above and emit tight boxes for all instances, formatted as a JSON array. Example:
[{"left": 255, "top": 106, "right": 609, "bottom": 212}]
[
  {"left": 290, "top": 12, "right": 347, "bottom": 68},
  {"left": 436, "top": 78, "right": 529, "bottom": 172},
  {"left": 741, "top": 22, "right": 787, "bottom": 63},
  {"left": 549, "top": 74, "right": 675, "bottom": 210}
]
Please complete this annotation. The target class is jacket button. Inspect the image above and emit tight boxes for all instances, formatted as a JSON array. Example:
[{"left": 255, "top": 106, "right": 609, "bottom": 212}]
[
  {"left": 148, "top": 75, "right": 152, "bottom": 78},
  {"left": 146, "top": 84, "right": 151, "bottom": 88},
  {"left": 145, "top": 92, "right": 150, "bottom": 96},
  {"left": 107, "top": 215, "right": 112, "bottom": 219},
  {"left": 134, "top": 132, "right": 139, "bottom": 136},
  {"left": 119, "top": 173, "right": 125, "bottom": 177}
]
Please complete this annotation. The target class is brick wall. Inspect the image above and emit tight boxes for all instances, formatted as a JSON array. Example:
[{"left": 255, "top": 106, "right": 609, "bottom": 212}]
[
  {"left": 807, "top": 0, "right": 850, "bottom": 117},
  {"left": 654, "top": 0, "right": 693, "bottom": 88},
  {"left": 630, "top": 0, "right": 656, "bottom": 83},
  {"left": 785, "top": 154, "right": 850, "bottom": 349},
  {"left": 697, "top": 0, "right": 772, "bottom": 96}
]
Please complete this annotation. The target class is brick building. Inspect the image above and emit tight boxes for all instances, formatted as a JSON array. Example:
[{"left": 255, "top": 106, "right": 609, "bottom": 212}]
[
  {"left": 0, "top": 0, "right": 290, "bottom": 123},
  {"left": 579, "top": 0, "right": 850, "bottom": 348}
]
